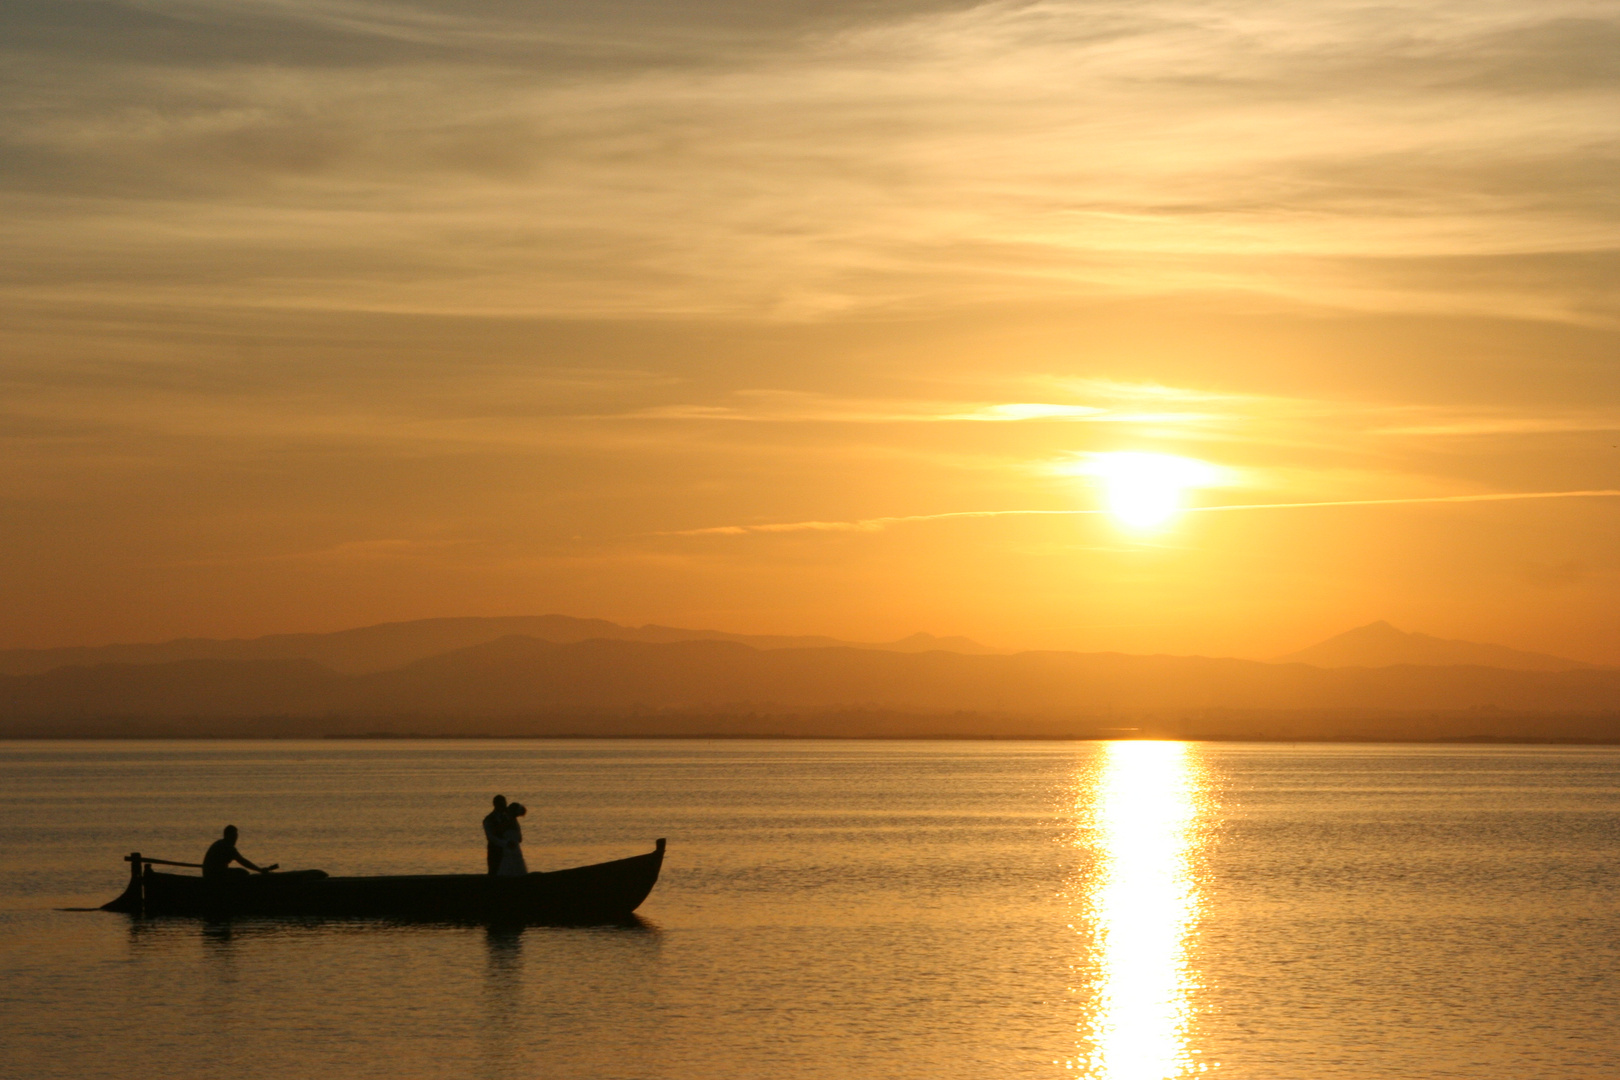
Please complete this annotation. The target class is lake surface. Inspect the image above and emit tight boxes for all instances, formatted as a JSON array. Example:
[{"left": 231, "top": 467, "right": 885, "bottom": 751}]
[{"left": 2, "top": 740, "right": 1618, "bottom": 1079}]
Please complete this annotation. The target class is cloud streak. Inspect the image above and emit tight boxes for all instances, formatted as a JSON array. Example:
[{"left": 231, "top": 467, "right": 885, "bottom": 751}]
[
  {"left": 614, "top": 392, "right": 1223, "bottom": 426},
  {"left": 665, "top": 489, "right": 1620, "bottom": 536}
]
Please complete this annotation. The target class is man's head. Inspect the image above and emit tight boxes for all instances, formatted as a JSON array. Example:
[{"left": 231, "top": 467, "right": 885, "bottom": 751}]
[
  {"left": 223, "top": 825, "right": 238, "bottom": 841},
  {"left": 493, "top": 794, "right": 507, "bottom": 810}
]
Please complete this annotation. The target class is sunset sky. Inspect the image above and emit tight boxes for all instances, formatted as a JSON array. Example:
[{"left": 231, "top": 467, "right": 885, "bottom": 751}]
[{"left": 3, "top": 0, "right": 1618, "bottom": 662}]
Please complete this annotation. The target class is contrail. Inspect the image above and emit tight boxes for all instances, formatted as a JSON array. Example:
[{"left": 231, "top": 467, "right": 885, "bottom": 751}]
[
  {"left": 1185, "top": 490, "right": 1620, "bottom": 513},
  {"left": 665, "top": 489, "right": 1620, "bottom": 536},
  {"left": 667, "top": 509, "right": 1097, "bottom": 536}
]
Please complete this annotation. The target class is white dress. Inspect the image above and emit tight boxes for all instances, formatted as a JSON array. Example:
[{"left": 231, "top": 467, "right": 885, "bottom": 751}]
[{"left": 496, "top": 823, "right": 527, "bottom": 876}]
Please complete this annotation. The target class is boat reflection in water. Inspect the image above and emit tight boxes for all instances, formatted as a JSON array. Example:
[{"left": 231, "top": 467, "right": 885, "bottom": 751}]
[{"left": 1069, "top": 741, "right": 1211, "bottom": 1080}]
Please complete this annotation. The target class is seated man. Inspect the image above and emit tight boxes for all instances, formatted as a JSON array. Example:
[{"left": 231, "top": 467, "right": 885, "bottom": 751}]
[{"left": 203, "top": 825, "right": 275, "bottom": 879}]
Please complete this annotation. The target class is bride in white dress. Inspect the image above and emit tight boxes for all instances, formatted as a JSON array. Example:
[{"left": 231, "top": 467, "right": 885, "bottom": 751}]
[{"left": 496, "top": 802, "right": 528, "bottom": 876}]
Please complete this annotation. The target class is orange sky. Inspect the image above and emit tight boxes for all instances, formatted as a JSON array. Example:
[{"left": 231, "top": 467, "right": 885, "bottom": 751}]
[{"left": 3, "top": 0, "right": 1618, "bottom": 662}]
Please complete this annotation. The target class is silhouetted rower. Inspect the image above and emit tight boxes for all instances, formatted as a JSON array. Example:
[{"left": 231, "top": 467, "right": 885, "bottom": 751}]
[{"left": 203, "top": 825, "right": 273, "bottom": 879}]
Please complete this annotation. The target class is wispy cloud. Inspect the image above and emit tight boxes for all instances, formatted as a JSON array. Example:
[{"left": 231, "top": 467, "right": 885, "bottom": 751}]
[
  {"left": 1371, "top": 412, "right": 1620, "bottom": 436},
  {"left": 612, "top": 389, "right": 1228, "bottom": 425},
  {"left": 171, "top": 537, "right": 459, "bottom": 567},
  {"left": 3, "top": 0, "right": 1617, "bottom": 319},
  {"left": 663, "top": 489, "right": 1620, "bottom": 537},
  {"left": 607, "top": 384, "right": 1620, "bottom": 460}
]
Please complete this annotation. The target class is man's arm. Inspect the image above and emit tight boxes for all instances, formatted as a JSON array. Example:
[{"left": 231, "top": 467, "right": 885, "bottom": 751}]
[{"left": 231, "top": 848, "right": 273, "bottom": 873}]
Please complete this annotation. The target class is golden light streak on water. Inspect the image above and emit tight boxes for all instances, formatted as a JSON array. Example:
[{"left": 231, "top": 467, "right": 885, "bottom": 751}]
[{"left": 1067, "top": 741, "right": 1209, "bottom": 1080}]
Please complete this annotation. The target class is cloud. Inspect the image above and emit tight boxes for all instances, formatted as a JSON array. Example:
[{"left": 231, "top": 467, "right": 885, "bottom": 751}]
[
  {"left": 664, "top": 489, "right": 1620, "bottom": 537},
  {"left": 174, "top": 537, "right": 457, "bottom": 566},
  {"left": 612, "top": 389, "right": 1228, "bottom": 425},
  {"left": 665, "top": 508, "right": 1098, "bottom": 536},
  {"left": 1372, "top": 413, "right": 1620, "bottom": 436},
  {"left": 2, "top": 0, "right": 1617, "bottom": 319},
  {"left": 606, "top": 384, "right": 1620, "bottom": 461}
]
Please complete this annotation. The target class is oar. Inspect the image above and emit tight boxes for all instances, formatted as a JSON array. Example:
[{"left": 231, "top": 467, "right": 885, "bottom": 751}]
[{"left": 126, "top": 855, "right": 279, "bottom": 872}]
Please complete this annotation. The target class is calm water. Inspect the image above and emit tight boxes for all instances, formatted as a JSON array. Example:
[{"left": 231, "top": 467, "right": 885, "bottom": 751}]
[{"left": 2, "top": 740, "right": 1618, "bottom": 1079}]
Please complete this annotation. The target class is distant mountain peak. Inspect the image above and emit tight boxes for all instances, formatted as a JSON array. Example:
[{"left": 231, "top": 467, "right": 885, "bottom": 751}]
[
  {"left": 1277, "top": 621, "right": 1596, "bottom": 672},
  {"left": 880, "top": 632, "right": 1000, "bottom": 654}
]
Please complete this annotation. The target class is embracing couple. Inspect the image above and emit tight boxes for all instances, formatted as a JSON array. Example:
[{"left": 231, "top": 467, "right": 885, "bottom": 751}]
[{"left": 481, "top": 794, "right": 529, "bottom": 876}]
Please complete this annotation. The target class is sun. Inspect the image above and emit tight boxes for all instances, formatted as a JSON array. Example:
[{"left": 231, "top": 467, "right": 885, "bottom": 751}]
[{"left": 1082, "top": 452, "right": 1219, "bottom": 529}]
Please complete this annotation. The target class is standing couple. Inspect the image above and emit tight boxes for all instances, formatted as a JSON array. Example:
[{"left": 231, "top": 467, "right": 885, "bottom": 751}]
[{"left": 482, "top": 794, "right": 529, "bottom": 876}]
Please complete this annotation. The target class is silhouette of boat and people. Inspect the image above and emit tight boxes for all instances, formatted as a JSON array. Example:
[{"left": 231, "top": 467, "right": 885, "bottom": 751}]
[{"left": 100, "top": 796, "right": 663, "bottom": 922}]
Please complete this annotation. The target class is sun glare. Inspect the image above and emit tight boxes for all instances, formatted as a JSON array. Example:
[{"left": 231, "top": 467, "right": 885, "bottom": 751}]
[
  {"left": 1069, "top": 740, "right": 1208, "bottom": 1080},
  {"left": 1083, "top": 453, "right": 1219, "bottom": 529}
]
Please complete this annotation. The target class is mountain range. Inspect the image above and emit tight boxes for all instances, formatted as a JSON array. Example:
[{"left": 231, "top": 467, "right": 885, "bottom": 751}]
[
  {"left": 1, "top": 616, "right": 1613, "bottom": 740},
  {"left": 0, "top": 614, "right": 998, "bottom": 678}
]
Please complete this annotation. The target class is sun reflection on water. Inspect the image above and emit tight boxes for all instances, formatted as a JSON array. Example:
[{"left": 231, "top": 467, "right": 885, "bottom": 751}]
[{"left": 1068, "top": 740, "right": 1209, "bottom": 1080}]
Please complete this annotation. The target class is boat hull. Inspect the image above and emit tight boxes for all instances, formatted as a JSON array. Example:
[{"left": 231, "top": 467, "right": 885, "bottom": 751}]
[{"left": 103, "top": 840, "right": 665, "bottom": 922}]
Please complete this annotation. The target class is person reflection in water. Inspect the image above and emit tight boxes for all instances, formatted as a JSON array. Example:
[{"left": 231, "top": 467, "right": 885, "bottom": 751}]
[
  {"left": 483, "top": 794, "right": 509, "bottom": 876},
  {"left": 497, "top": 803, "right": 528, "bottom": 876},
  {"left": 202, "top": 825, "right": 275, "bottom": 879}
]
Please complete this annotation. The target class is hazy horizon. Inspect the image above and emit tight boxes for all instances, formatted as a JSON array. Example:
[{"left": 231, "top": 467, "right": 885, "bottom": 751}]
[
  {"left": 0, "top": 610, "right": 1602, "bottom": 671},
  {"left": 5, "top": 0, "right": 1618, "bottom": 664}
]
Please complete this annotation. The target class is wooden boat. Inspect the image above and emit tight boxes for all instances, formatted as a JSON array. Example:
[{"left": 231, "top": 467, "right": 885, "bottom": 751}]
[{"left": 102, "top": 839, "right": 665, "bottom": 922}]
